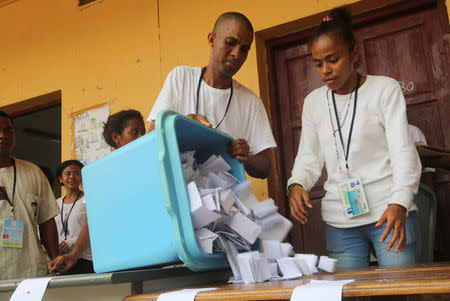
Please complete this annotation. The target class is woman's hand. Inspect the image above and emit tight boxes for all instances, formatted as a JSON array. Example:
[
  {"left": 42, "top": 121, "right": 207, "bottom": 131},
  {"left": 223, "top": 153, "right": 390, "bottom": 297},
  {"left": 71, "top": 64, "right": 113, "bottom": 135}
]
[
  {"left": 48, "top": 254, "right": 77, "bottom": 273},
  {"left": 375, "top": 204, "right": 407, "bottom": 252},
  {"left": 58, "top": 241, "right": 70, "bottom": 255},
  {"left": 186, "top": 114, "right": 212, "bottom": 128},
  {"left": 289, "top": 184, "right": 312, "bottom": 224}
]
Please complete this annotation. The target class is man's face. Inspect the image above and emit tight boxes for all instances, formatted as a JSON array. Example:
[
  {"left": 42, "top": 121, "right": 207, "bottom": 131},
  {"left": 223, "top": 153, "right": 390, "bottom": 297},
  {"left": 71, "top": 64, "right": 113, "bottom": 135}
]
[
  {"left": 0, "top": 117, "right": 15, "bottom": 155},
  {"left": 208, "top": 19, "right": 253, "bottom": 78}
]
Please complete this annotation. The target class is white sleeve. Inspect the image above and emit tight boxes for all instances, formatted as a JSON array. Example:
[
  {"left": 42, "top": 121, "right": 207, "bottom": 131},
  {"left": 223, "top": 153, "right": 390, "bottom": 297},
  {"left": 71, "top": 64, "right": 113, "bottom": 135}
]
[
  {"left": 247, "top": 100, "right": 277, "bottom": 155},
  {"left": 147, "top": 67, "right": 182, "bottom": 122},
  {"left": 380, "top": 81, "right": 421, "bottom": 210},
  {"left": 287, "top": 97, "right": 324, "bottom": 192}
]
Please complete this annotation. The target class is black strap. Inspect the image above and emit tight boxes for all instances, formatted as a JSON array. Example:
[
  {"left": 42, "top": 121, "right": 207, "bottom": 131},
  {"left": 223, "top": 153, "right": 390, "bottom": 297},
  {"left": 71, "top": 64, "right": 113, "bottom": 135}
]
[
  {"left": 196, "top": 67, "right": 233, "bottom": 129},
  {"left": 331, "top": 74, "right": 361, "bottom": 170},
  {"left": 60, "top": 190, "right": 82, "bottom": 240},
  {"left": 0, "top": 158, "right": 16, "bottom": 213}
]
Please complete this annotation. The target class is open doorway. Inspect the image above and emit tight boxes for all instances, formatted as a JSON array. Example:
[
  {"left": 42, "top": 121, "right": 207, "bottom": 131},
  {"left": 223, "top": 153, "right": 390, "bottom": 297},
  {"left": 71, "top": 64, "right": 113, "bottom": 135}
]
[{"left": 1, "top": 91, "right": 62, "bottom": 198}]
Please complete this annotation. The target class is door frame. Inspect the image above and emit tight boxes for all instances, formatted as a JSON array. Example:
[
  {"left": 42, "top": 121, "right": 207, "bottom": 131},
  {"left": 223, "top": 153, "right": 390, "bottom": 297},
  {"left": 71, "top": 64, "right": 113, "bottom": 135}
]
[{"left": 255, "top": 0, "right": 450, "bottom": 219}]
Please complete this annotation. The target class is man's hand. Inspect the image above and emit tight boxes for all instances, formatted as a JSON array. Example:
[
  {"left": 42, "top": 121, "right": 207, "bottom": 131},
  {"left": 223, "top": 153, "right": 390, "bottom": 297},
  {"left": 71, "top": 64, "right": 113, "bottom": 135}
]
[
  {"left": 289, "top": 184, "right": 312, "bottom": 224},
  {"left": 228, "top": 139, "right": 250, "bottom": 161},
  {"left": 227, "top": 139, "right": 272, "bottom": 179},
  {"left": 375, "top": 204, "right": 407, "bottom": 252},
  {"left": 48, "top": 254, "right": 77, "bottom": 273},
  {"left": 58, "top": 241, "right": 70, "bottom": 255},
  {"left": 186, "top": 114, "right": 212, "bottom": 128}
]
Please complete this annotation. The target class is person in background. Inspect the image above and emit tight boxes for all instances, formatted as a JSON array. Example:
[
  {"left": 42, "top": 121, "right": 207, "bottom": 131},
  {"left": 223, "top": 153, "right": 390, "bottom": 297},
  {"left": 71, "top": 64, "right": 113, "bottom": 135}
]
[
  {"left": 147, "top": 12, "right": 276, "bottom": 179},
  {"left": 287, "top": 7, "right": 421, "bottom": 269},
  {"left": 49, "top": 109, "right": 146, "bottom": 273},
  {"left": 0, "top": 110, "right": 59, "bottom": 280},
  {"left": 409, "top": 124, "right": 435, "bottom": 191},
  {"left": 55, "top": 159, "right": 93, "bottom": 274}
]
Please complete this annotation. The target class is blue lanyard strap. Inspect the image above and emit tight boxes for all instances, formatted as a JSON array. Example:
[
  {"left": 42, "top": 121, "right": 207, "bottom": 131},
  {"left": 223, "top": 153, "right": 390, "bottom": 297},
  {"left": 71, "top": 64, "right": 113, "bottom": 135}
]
[
  {"left": 331, "top": 74, "right": 361, "bottom": 170},
  {"left": 196, "top": 67, "right": 233, "bottom": 129},
  {"left": 60, "top": 190, "right": 82, "bottom": 240}
]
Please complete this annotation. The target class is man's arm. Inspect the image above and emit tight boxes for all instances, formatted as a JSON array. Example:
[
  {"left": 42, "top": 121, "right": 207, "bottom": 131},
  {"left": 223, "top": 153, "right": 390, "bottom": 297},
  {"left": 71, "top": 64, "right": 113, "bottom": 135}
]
[
  {"left": 243, "top": 149, "right": 272, "bottom": 179},
  {"left": 228, "top": 139, "right": 272, "bottom": 179},
  {"left": 39, "top": 218, "right": 58, "bottom": 260}
]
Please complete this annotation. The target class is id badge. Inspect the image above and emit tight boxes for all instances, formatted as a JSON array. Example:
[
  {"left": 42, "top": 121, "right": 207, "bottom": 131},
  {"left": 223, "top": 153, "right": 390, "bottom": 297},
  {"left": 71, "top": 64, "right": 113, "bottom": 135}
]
[
  {"left": 1, "top": 220, "right": 24, "bottom": 248},
  {"left": 339, "top": 178, "right": 369, "bottom": 218}
]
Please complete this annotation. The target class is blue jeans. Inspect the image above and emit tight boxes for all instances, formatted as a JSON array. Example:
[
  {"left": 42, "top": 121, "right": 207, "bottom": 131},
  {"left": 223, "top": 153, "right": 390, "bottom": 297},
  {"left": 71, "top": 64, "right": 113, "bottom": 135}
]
[{"left": 326, "top": 211, "right": 420, "bottom": 269}]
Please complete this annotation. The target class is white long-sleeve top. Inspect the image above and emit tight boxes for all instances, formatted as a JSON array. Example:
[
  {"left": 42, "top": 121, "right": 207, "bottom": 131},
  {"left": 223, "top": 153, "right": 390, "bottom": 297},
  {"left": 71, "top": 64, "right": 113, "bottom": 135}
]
[{"left": 287, "top": 75, "right": 421, "bottom": 228}]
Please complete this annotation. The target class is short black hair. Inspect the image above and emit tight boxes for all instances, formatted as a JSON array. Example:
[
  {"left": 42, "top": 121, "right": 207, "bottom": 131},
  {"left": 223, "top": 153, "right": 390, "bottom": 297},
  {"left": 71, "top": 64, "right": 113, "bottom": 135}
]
[
  {"left": 56, "top": 159, "right": 84, "bottom": 186},
  {"left": 0, "top": 110, "right": 15, "bottom": 128},
  {"left": 103, "top": 109, "right": 144, "bottom": 148},
  {"left": 213, "top": 12, "right": 254, "bottom": 36},
  {"left": 313, "top": 7, "right": 356, "bottom": 51}
]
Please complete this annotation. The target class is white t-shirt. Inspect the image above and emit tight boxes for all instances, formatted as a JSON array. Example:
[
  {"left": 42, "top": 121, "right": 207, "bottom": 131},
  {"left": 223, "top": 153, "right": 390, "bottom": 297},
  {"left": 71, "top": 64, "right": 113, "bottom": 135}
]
[
  {"left": 288, "top": 75, "right": 421, "bottom": 228},
  {"left": 148, "top": 66, "right": 276, "bottom": 155},
  {"left": 0, "top": 158, "right": 60, "bottom": 280},
  {"left": 409, "top": 124, "right": 435, "bottom": 173},
  {"left": 55, "top": 195, "right": 91, "bottom": 260}
]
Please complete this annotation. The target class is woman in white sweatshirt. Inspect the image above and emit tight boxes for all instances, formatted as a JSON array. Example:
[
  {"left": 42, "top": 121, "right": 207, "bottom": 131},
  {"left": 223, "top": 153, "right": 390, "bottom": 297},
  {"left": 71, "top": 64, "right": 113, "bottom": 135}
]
[{"left": 287, "top": 7, "right": 421, "bottom": 268}]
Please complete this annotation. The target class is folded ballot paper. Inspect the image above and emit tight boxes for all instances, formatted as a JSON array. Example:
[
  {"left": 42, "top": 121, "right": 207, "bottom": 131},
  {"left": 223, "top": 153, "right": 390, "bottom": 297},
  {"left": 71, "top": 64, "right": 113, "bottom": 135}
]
[{"left": 183, "top": 151, "right": 337, "bottom": 284}]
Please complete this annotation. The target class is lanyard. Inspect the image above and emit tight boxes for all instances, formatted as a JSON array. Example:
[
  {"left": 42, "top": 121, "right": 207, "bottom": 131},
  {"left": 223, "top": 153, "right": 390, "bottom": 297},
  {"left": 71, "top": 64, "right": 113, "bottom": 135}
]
[
  {"left": 196, "top": 67, "right": 233, "bottom": 129},
  {"left": 331, "top": 74, "right": 361, "bottom": 171},
  {"left": 0, "top": 158, "right": 17, "bottom": 214},
  {"left": 60, "top": 190, "right": 82, "bottom": 240}
]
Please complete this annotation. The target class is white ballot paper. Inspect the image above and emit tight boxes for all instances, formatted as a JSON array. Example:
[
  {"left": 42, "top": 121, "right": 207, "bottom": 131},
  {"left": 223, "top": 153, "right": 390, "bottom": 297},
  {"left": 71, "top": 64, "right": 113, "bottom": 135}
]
[
  {"left": 262, "top": 240, "right": 282, "bottom": 260},
  {"left": 259, "top": 212, "right": 293, "bottom": 242},
  {"left": 295, "top": 254, "right": 318, "bottom": 273},
  {"left": 290, "top": 279, "right": 354, "bottom": 301},
  {"left": 225, "top": 211, "right": 262, "bottom": 244},
  {"left": 187, "top": 181, "right": 221, "bottom": 229},
  {"left": 10, "top": 277, "right": 53, "bottom": 301},
  {"left": 157, "top": 288, "right": 217, "bottom": 301},
  {"left": 318, "top": 256, "right": 338, "bottom": 273},
  {"left": 276, "top": 257, "right": 302, "bottom": 279},
  {"left": 195, "top": 228, "right": 218, "bottom": 253}
]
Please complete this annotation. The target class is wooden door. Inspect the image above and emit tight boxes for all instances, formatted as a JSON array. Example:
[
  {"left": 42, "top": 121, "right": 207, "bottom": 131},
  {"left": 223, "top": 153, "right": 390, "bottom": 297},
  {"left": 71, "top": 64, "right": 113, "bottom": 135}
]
[{"left": 266, "top": 0, "right": 450, "bottom": 258}]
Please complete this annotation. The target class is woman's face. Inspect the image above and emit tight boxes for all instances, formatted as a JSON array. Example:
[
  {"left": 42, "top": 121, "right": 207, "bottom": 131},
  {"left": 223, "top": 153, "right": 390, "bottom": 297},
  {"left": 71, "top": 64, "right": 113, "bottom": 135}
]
[
  {"left": 59, "top": 164, "right": 82, "bottom": 190},
  {"left": 113, "top": 118, "right": 146, "bottom": 148},
  {"left": 311, "top": 34, "right": 359, "bottom": 94}
]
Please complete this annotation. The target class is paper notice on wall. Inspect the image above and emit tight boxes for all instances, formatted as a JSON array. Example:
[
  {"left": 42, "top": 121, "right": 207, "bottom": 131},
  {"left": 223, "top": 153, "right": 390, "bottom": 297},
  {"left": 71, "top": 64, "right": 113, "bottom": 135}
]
[{"left": 72, "top": 104, "right": 111, "bottom": 165}]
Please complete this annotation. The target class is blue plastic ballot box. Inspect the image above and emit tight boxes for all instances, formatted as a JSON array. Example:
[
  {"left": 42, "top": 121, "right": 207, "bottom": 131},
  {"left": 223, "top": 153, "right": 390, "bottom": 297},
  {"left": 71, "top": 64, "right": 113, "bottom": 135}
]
[{"left": 82, "top": 110, "right": 246, "bottom": 273}]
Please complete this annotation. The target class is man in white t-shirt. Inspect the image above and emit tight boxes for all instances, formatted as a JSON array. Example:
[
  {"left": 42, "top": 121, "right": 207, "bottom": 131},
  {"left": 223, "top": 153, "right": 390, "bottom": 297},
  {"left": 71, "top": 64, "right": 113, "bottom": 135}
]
[
  {"left": 0, "top": 111, "right": 60, "bottom": 280},
  {"left": 148, "top": 12, "right": 276, "bottom": 179}
]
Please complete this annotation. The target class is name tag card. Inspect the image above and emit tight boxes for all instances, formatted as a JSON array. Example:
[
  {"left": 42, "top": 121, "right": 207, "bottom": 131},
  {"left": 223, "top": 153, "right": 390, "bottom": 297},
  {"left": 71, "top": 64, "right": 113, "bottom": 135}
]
[
  {"left": 2, "top": 219, "right": 24, "bottom": 248},
  {"left": 339, "top": 178, "right": 369, "bottom": 218}
]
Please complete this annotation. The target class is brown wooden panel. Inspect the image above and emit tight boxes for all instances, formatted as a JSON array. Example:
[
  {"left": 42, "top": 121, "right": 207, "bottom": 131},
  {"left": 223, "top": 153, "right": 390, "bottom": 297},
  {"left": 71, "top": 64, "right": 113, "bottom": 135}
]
[
  {"left": 364, "top": 26, "right": 433, "bottom": 97},
  {"left": 407, "top": 100, "right": 445, "bottom": 146}
]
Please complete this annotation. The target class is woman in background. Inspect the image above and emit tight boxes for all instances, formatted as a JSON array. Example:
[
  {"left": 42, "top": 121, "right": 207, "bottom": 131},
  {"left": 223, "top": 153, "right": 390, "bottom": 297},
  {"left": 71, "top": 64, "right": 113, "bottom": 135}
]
[
  {"left": 55, "top": 160, "right": 93, "bottom": 274},
  {"left": 49, "top": 109, "right": 146, "bottom": 273}
]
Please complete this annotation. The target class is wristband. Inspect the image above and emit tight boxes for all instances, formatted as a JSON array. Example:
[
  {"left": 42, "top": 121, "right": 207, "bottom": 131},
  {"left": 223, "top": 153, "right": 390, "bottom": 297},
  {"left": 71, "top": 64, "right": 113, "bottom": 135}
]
[{"left": 287, "top": 183, "right": 302, "bottom": 197}]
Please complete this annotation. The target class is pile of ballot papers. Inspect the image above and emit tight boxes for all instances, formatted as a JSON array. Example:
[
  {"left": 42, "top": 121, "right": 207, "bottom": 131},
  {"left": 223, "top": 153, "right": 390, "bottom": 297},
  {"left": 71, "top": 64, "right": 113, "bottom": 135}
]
[{"left": 181, "top": 151, "right": 337, "bottom": 283}]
